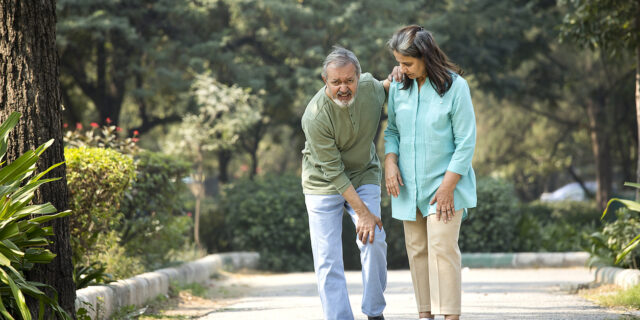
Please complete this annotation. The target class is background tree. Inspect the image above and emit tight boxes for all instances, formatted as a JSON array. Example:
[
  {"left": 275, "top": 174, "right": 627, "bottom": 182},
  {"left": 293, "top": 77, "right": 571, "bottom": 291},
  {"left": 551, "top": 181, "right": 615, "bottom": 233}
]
[
  {"left": 560, "top": 0, "right": 640, "bottom": 201},
  {"left": 0, "top": 0, "right": 76, "bottom": 317},
  {"left": 166, "top": 73, "right": 262, "bottom": 248}
]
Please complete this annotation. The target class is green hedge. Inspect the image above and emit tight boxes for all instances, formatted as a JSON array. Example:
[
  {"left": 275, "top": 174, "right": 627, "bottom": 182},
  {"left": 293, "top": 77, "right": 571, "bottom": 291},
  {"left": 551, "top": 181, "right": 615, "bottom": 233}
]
[
  {"left": 66, "top": 147, "right": 136, "bottom": 267},
  {"left": 220, "top": 174, "right": 313, "bottom": 272},
  {"left": 119, "top": 150, "right": 193, "bottom": 270},
  {"left": 212, "top": 175, "right": 600, "bottom": 272}
]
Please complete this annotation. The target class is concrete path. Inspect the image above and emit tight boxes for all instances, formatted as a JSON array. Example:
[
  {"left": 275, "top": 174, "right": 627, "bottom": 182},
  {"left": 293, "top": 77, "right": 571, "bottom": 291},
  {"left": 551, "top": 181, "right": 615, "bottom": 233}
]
[{"left": 201, "top": 268, "right": 637, "bottom": 320}]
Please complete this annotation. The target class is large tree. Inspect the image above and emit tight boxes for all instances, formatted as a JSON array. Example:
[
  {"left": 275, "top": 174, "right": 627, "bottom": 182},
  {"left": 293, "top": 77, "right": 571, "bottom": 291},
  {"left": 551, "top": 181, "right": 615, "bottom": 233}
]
[
  {"left": 560, "top": 0, "right": 640, "bottom": 201},
  {"left": 0, "top": 0, "right": 76, "bottom": 317}
]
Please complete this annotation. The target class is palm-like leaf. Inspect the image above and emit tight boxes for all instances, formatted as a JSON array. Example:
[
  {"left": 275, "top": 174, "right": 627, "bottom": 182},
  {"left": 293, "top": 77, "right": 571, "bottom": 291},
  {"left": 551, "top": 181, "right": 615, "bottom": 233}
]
[{"left": 0, "top": 113, "right": 71, "bottom": 319}]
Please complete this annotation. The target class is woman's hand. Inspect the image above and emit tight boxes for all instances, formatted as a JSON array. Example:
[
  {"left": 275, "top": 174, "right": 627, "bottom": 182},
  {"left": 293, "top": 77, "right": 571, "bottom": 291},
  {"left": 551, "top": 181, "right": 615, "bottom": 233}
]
[
  {"left": 430, "top": 186, "right": 455, "bottom": 223},
  {"left": 430, "top": 171, "right": 462, "bottom": 223},
  {"left": 385, "top": 154, "right": 403, "bottom": 197}
]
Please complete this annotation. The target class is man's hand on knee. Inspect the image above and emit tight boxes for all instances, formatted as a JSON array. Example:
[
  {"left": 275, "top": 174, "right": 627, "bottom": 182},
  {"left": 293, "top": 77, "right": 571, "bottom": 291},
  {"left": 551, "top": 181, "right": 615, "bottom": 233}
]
[{"left": 356, "top": 211, "right": 383, "bottom": 244}]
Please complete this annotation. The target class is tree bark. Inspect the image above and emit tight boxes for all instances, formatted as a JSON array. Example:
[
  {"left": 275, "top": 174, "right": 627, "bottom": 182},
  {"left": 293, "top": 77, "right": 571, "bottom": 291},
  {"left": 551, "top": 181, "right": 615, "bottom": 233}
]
[
  {"left": 217, "top": 149, "right": 232, "bottom": 184},
  {"left": 635, "top": 1, "right": 640, "bottom": 201},
  {"left": 585, "top": 97, "right": 612, "bottom": 210},
  {"left": 0, "top": 0, "right": 76, "bottom": 318}
]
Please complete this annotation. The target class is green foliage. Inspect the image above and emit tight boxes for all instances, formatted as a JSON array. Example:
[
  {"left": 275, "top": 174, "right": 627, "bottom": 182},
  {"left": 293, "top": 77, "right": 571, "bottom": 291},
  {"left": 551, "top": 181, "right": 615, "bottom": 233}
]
[
  {"left": 65, "top": 147, "right": 136, "bottom": 265},
  {"left": 0, "top": 112, "right": 71, "bottom": 319},
  {"left": 74, "top": 262, "right": 114, "bottom": 290},
  {"left": 88, "top": 231, "right": 145, "bottom": 280},
  {"left": 597, "top": 183, "right": 640, "bottom": 266},
  {"left": 559, "top": 0, "right": 639, "bottom": 52},
  {"left": 514, "top": 201, "right": 600, "bottom": 252},
  {"left": 459, "top": 177, "right": 519, "bottom": 252},
  {"left": 198, "top": 197, "right": 231, "bottom": 254},
  {"left": 585, "top": 207, "right": 640, "bottom": 269},
  {"left": 119, "top": 150, "right": 193, "bottom": 270},
  {"left": 221, "top": 174, "right": 313, "bottom": 272},
  {"left": 65, "top": 122, "right": 139, "bottom": 155}
]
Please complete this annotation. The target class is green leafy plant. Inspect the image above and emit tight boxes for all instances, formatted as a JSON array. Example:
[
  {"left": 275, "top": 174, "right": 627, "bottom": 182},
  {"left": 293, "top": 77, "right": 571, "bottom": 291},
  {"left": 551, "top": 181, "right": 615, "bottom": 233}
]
[
  {"left": 600, "top": 183, "right": 640, "bottom": 265},
  {"left": 118, "top": 150, "right": 193, "bottom": 270},
  {"left": 73, "top": 261, "right": 114, "bottom": 290},
  {"left": 220, "top": 174, "right": 313, "bottom": 272},
  {"left": 0, "top": 112, "right": 72, "bottom": 319},
  {"left": 65, "top": 147, "right": 136, "bottom": 267},
  {"left": 459, "top": 177, "right": 519, "bottom": 252},
  {"left": 64, "top": 120, "right": 138, "bottom": 155}
]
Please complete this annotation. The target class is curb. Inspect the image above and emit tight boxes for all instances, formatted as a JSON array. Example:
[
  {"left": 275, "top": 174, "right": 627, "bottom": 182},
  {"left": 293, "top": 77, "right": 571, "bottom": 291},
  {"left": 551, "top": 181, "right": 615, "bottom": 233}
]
[
  {"left": 461, "top": 252, "right": 589, "bottom": 268},
  {"left": 594, "top": 266, "right": 640, "bottom": 289},
  {"left": 75, "top": 251, "right": 259, "bottom": 319}
]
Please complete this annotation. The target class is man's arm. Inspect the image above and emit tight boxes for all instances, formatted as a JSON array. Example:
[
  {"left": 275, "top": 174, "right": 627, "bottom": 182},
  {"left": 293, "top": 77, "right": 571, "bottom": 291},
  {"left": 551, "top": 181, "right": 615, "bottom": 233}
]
[{"left": 342, "top": 185, "right": 383, "bottom": 244}]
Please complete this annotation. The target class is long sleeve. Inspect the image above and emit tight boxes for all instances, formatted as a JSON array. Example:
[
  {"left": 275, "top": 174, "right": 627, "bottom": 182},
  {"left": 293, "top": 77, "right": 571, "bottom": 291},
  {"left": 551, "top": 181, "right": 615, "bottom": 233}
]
[
  {"left": 446, "top": 80, "right": 476, "bottom": 175},
  {"left": 302, "top": 115, "right": 351, "bottom": 194},
  {"left": 384, "top": 82, "right": 400, "bottom": 155}
]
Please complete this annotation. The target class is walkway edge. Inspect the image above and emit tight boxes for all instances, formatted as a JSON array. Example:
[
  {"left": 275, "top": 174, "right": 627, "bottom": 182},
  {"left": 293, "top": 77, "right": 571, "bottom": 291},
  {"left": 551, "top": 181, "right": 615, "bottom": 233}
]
[
  {"left": 74, "top": 251, "right": 259, "bottom": 319},
  {"left": 594, "top": 266, "right": 640, "bottom": 289},
  {"left": 461, "top": 252, "right": 589, "bottom": 268}
]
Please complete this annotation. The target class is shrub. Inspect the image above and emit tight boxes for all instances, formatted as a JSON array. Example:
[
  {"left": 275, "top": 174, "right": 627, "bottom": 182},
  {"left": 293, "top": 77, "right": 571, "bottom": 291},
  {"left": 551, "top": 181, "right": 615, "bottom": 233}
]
[
  {"left": 65, "top": 147, "right": 136, "bottom": 265},
  {"left": 65, "top": 121, "right": 138, "bottom": 155},
  {"left": 0, "top": 112, "right": 71, "bottom": 319},
  {"left": 459, "top": 177, "right": 519, "bottom": 252},
  {"left": 118, "top": 150, "right": 193, "bottom": 270},
  {"left": 514, "top": 200, "right": 600, "bottom": 252},
  {"left": 586, "top": 207, "right": 640, "bottom": 269},
  {"left": 221, "top": 174, "right": 313, "bottom": 272}
]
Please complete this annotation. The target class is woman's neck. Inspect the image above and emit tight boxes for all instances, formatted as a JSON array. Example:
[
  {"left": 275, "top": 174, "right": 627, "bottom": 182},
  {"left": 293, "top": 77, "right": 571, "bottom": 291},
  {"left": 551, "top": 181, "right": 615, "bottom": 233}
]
[{"left": 416, "top": 75, "right": 427, "bottom": 90}]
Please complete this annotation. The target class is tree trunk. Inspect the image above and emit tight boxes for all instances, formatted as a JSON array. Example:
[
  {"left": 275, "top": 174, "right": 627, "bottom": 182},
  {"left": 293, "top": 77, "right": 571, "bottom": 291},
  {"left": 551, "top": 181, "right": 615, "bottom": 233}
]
[
  {"left": 0, "top": 0, "right": 76, "bottom": 318},
  {"left": 635, "top": 8, "right": 640, "bottom": 201},
  {"left": 586, "top": 98, "right": 613, "bottom": 210},
  {"left": 217, "top": 149, "right": 232, "bottom": 183}
]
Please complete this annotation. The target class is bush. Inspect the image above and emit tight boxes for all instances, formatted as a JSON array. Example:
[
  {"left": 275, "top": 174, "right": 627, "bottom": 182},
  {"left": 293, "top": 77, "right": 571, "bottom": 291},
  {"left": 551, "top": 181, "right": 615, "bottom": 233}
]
[
  {"left": 459, "top": 177, "right": 519, "bottom": 252},
  {"left": 585, "top": 207, "right": 640, "bottom": 269},
  {"left": 514, "top": 200, "right": 600, "bottom": 252},
  {"left": 65, "top": 147, "right": 136, "bottom": 265},
  {"left": 118, "top": 150, "right": 193, "bottom": 270},
  {"left": 0, "top": 113, "right": 71, "bottom": 319},
  {"left": 220, "top": 174, "right": 313, "bottom": 272}
]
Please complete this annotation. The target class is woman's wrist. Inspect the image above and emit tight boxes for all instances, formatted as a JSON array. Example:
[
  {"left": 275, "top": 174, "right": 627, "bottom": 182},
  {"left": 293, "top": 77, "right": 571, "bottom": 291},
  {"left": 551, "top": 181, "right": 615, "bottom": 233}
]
[{"left": 385, "top": 153, "right": 398, "bottom": 163}]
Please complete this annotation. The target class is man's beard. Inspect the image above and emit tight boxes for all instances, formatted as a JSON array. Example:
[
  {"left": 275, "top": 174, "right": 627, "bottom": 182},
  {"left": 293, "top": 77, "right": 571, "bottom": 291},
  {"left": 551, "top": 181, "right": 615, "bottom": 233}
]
[{"left": 331, "top": 89, "right": 355, "bottom": 108}]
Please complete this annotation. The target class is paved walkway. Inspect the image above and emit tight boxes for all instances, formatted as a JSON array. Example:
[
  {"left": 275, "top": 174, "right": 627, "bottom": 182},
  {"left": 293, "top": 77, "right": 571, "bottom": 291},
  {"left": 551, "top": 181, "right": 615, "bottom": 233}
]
[{"left": 199, "top": 268, "right": 638, "bottom": 320}]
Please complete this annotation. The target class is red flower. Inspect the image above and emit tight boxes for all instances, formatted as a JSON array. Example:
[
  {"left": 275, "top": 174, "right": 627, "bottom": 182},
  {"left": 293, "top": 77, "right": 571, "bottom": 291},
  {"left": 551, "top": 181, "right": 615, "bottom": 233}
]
[
  {"left": 76, "top": 123, "right": 83, "bottom": 130},
  {"left": 63, "top": 123, "right": 68, "bottom": 128},
  {"left": 116, "top": 127, "right": 122, "bottom": 132},
  {"left": 133, "top": 130, "right": 139, "bottom": 136},
  {"left": 186, "top": 212, "right": 192, "bottom": 217},
  {"left": 106, "top": 117, "right": 112, "bottom": 124},
  {"left": 132, "top": 138, "right": 139, "bottom": 142},
  {"left": 240, "top": 164, "right": 249, "bottom": 172},
  {"left": 90, "top": 122, "right": 99, "bottom": 128}
]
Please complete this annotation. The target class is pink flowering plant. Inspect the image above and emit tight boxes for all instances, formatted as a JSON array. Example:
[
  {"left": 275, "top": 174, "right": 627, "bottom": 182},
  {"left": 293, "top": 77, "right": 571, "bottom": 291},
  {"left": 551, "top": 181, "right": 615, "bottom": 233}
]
[{"left": 64, "top": 118, "right": 139, "bottom": 155}]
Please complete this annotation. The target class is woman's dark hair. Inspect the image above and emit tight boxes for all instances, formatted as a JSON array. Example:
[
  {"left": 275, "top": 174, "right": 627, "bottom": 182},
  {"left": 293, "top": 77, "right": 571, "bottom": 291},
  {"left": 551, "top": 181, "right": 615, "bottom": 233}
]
[{"left": 388, "top": 25, "right": 463, "bottom": 96}]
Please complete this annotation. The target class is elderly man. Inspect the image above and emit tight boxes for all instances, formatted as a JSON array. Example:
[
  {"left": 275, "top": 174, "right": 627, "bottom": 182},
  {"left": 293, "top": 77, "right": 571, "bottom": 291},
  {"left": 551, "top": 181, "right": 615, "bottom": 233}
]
[{"left": 301, "top": 46, "right": 390, "bottom": 320}]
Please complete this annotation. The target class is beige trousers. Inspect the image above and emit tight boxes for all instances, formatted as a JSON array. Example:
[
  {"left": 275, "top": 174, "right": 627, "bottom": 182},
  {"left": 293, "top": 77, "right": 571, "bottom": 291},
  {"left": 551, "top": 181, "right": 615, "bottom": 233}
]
[{"left": 403, "top": 209, "right": 463, "bottom": 315}]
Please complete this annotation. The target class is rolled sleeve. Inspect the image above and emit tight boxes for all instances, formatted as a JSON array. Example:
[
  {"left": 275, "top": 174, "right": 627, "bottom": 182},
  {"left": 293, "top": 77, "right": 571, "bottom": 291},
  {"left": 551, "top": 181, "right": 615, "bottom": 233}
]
[
  {"left": 447, "top": 80, "right": 476, "bottom": 175},
  {"left": 302, "top": 114, "right": 352, "bottom": 193},
  {"left": 384, "top": 82, "right": 400, "bottom": 155}
]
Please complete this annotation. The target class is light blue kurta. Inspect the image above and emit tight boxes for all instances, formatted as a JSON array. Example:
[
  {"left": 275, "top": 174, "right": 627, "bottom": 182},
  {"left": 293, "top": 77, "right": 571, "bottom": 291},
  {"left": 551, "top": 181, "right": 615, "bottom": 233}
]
[{"left": 384, "top": 75, "right": 477, "bottom": 221}]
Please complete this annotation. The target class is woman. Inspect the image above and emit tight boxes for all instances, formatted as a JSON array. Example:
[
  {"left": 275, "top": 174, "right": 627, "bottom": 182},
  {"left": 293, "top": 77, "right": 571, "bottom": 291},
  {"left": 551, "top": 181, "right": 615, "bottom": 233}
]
[{"left": 384, "top": 25, "right": 477, "bottom": 320}]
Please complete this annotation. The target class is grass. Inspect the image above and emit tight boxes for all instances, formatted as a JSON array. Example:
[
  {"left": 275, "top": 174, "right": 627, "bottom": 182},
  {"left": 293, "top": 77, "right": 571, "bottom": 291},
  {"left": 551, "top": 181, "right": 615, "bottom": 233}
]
[{"left": 580, "top": 283, "right": 640, "bottom": 317}]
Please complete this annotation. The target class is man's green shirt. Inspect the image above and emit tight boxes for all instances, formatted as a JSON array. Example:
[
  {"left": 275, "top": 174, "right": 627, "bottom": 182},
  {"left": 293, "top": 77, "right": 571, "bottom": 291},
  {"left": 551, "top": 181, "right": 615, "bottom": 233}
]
[{"left": 301, "top": 73, "right": 386, "bottom": 195}]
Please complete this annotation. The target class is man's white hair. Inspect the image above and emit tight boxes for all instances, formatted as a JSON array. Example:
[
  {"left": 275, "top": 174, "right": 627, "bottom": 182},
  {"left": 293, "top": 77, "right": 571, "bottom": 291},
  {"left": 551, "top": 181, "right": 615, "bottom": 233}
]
[{"left": 321, "top": 46, "right": 361, "bottom": 78}]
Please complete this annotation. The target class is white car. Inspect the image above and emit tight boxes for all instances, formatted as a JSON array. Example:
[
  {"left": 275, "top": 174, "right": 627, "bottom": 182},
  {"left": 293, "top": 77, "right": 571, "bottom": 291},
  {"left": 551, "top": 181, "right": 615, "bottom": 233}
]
[{"left": 540, "top": 182, "right": 597, "bottom": 202}]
